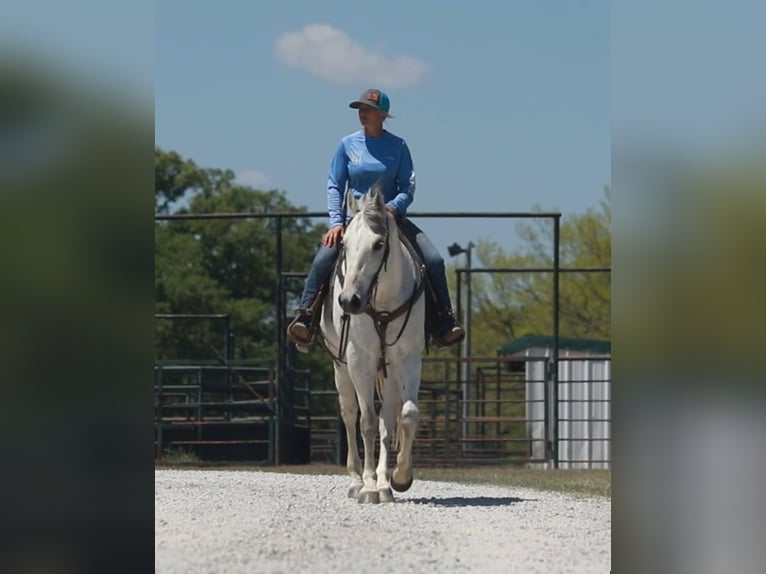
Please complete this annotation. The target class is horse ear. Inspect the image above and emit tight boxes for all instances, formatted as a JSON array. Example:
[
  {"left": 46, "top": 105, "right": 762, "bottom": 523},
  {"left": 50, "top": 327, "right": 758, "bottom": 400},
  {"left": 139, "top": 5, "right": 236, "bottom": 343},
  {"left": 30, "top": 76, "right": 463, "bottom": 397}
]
[
  {"left": 345, "top": 190, "right": 360, "bottom": 215},
  {"left": 368, "top": 183, "right": 385, "bottom": 211}
]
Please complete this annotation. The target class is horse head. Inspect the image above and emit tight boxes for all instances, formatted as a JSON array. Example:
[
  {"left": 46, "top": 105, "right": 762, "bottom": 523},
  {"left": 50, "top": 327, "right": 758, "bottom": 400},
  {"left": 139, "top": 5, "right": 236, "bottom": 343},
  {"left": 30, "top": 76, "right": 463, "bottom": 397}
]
[{"left": 338, "top": 185, "right": 393, "bottom": 314}]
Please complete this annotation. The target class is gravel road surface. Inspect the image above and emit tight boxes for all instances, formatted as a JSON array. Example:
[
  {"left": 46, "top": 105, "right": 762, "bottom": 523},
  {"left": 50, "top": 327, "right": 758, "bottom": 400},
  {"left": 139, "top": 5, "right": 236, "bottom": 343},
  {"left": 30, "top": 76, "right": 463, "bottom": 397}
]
[{"left": 155, "top": 469, "right": 610, "bottom": 573}]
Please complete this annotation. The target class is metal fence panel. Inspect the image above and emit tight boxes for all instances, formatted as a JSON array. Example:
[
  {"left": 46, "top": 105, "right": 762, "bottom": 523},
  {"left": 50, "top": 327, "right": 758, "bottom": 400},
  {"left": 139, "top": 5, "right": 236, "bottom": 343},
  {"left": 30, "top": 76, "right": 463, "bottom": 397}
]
[{"left": 526, "top": 350, "right": 611, "bottom": 469}]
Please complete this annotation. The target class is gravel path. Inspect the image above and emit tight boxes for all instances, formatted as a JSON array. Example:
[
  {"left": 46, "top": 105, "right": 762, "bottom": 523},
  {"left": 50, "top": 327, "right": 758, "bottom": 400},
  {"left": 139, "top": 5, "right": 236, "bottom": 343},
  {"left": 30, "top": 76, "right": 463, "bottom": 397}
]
[{"left": 155, "top": 469, "right": 610, "bottom": 574}]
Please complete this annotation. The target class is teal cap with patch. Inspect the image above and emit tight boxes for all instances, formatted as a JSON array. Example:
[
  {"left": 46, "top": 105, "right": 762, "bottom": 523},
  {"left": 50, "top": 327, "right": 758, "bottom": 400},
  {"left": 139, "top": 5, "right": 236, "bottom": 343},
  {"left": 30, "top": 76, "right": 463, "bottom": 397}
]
[{"left": 349, "top": 89, "right": 393, "bottom": 118}]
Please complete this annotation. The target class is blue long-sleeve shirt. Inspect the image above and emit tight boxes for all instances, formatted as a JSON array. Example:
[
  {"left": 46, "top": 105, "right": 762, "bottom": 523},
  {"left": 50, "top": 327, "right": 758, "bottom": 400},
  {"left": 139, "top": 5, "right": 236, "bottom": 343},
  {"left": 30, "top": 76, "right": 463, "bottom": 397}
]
[{"left": 327, "top": 130, "right": 416, "bottom": 227}]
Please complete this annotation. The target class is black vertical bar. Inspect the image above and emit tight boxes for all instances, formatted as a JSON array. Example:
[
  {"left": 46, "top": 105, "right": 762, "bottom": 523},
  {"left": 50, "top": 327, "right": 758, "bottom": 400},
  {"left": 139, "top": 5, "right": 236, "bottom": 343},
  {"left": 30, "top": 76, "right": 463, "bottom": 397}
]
[
  {"left": 465, "top": 247, "right": 472, "bottom": 423},
  {"left": 429, "top": 389, "right": 437, "bottom": 460},
  {"left": 227, "top": 330, "right": 235, "bottom": 422},
  {"left": 269, "top": 369, "right": 276, "bottom": 465},
  {"left": 455, "top": 269, "right": 462, "bottom": 341},
  {"left": 552, "top": 215, "right": 561, "bottom": 468},
  {"left": 196, "top": 368, "right": 203, "bottom": 441},
  {"left": 276, "top": 216, "right": 284, "bottom": 384},
  {"left": 454, "top": 270, "right": 465, "bottom": 453},
  {"left": 275, "top": 216, "right": 284, "bottom": 466},
  {"left": 224, "top": 315, "right": 231, "bottom": 420},
  {"left": 479, "top": 369, "right": 485, "bottom": 443},
  {"left": 495, "top": 362, "right": 500, "bottom": 442},
  {"left": 454, "top": 269, "right": 463, "bottom": 456},
  {"left": 543, "top": 358, "right": 550, "bottom": 464},
  {"left": 224, "top": 315, "right": 231, "bottom": 360},
  {"left": 155, "top": 366, "right": 163, "bottom": 461},
  {"left": 443, "top": 360, "right": 450, "bottom": 458}
]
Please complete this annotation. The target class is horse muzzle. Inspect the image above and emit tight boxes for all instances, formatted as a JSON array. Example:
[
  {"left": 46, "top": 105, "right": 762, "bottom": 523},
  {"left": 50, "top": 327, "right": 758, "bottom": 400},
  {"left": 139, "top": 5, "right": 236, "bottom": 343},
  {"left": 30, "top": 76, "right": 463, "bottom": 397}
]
[{"left": 338, "top": 292, "right": 366, "bottom": 314}]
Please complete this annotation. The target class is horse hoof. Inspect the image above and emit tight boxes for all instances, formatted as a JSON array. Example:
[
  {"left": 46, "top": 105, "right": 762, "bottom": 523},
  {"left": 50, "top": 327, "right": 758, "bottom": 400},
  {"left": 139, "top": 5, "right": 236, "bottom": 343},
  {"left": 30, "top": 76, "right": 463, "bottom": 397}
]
[
  {"left": 378, "top": 488, "right": 394, "bottom": 503},
  {"left": 390, "top": 473, "right": 413, "bottom": 493},
  {"left": 347, "top": 484, "right": 363, "bottom": 499},
  {"left": 358, "top": 490, "right": 380, "bottom": 504}
]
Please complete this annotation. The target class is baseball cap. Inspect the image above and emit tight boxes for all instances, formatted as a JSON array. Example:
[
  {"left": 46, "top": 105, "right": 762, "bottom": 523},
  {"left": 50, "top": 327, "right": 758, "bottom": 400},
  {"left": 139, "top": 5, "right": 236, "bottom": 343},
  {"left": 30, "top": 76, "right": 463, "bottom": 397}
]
[{"left": 349, "top": 88, "right": 394, "bottom": 118}]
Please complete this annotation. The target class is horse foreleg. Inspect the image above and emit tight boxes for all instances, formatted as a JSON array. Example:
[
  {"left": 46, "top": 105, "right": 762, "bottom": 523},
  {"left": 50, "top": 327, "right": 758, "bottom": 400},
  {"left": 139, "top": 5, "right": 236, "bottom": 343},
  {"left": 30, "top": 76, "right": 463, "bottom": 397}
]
[
  {"left": 391, "top": 399, "right": 419, "bottom": 492},
  {"left": 375, "top": 377, "right": 399, "bottom": 503},
  {"left": 335, "top": 367, "right": 363, "bottom": 499},
  {"left": 356, "top": 395, "right": 379, "bottom": 503}
]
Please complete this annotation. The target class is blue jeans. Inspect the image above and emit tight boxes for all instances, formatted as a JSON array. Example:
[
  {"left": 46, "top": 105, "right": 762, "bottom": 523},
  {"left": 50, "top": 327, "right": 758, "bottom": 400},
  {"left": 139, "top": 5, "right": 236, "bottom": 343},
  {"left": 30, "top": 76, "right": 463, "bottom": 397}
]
[
  {"left": 298, "top": 244, "right": 339, "bottom": 310},
  {"left": 297, "top": 218, "right": 454, "bottom": 313}
]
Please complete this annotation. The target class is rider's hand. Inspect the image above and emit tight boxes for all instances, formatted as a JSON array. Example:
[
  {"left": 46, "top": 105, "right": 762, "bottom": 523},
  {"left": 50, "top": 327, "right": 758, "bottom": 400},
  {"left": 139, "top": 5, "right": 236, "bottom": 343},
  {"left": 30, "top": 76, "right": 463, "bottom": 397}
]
[{"left": 321, "top": 225, "right": 344, "bottom": 247}]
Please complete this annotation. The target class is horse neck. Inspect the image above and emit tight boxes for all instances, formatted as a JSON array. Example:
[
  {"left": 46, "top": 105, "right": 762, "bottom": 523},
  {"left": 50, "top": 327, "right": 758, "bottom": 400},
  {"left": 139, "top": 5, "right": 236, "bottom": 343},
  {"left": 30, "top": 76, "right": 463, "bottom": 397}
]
[{"left": 372, "top": 221, "right": 415, "bottom": 309}]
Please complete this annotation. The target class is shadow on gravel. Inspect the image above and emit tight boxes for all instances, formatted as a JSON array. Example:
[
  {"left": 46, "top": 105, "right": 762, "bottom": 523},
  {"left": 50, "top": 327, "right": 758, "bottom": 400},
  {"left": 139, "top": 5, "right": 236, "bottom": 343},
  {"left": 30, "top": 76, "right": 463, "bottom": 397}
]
[{"left": 402, "top": 496, "right": 529, "bottom": 507}]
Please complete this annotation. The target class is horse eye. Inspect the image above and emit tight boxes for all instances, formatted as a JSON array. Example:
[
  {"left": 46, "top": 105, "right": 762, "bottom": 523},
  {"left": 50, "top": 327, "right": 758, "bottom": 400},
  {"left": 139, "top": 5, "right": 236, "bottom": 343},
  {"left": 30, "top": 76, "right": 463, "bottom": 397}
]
[{"left": 373, "top": 240, "right": 385, "bottom": 251}]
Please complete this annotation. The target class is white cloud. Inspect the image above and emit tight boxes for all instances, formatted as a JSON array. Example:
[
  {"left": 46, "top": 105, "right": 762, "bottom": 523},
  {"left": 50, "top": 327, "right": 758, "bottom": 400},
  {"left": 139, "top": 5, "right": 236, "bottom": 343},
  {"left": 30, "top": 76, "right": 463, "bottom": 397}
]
[
  {"left": 273, "top": 24, "right": 428, "bottom": 89},
  {"left": 235, "top": 170, "right": 270, "bottom": 188}
]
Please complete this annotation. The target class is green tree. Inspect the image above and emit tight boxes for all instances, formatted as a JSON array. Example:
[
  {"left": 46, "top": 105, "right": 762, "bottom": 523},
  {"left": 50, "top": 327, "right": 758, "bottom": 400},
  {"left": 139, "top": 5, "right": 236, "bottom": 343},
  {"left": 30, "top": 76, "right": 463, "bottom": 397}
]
[
  {"left": 460, "top": 188, "right": 611, "bottom": 355},
  {"left": 154, "top": 148, "right": 326, "bottom": 361}
]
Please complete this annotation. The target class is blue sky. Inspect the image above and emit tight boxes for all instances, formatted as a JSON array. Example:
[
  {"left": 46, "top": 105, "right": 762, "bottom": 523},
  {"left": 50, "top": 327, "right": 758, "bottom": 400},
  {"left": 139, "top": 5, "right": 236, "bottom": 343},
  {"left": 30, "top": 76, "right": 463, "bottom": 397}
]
[
  {"left": 613, "top": 1, "right": 766, "bottom": 151},
  {"left": 155, "top": 0, "right": 609, "bottom": 256}
]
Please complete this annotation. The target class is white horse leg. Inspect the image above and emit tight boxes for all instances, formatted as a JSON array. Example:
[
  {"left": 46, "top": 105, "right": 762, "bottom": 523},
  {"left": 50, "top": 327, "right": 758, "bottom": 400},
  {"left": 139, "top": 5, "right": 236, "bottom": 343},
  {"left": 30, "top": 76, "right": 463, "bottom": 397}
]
[
  {"left": 391, "top": 399, "right": 419, "bottom": 492},
  {"left": 355, "top": 385, "right": 381, "bottom": 503},
  {"left": 391, "top": 354, "right": 422, "bottom": 492},
  {"left": 356, "top": 393, "right": 380, "bottom": 503},
  {"left": 334, "top": 367, "right": 363, "bottom": 498},
  {"left": 375, "top": 375, "right": 399, "bottom": 503}
]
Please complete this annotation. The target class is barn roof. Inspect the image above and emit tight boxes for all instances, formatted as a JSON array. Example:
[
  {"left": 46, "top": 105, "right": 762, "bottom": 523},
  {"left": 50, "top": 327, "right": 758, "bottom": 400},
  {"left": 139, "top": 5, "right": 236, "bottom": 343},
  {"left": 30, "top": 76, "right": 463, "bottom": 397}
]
[{"left": 499, "top": 333, "right": 611, "bottom": 356}]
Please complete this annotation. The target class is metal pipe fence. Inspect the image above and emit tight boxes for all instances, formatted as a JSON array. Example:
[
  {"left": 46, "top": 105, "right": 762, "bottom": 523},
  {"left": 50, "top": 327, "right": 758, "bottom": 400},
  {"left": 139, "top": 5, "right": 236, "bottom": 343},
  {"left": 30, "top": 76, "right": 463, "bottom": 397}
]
[{"left": 154, "top": 210, "right": 610, "bottom": 467}]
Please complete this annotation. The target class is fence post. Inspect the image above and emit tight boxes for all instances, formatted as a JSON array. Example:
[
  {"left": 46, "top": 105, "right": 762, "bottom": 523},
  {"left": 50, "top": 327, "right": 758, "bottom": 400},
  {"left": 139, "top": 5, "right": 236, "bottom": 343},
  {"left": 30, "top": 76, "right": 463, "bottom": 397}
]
[
  {"left": 155, "top": 366, "right": 163, "bottom": 461},
  {"left": 275, "top": 216, "right": 284, "bottom": 466},
  {"left": 550, "top": 215, "right": 561, "bottom": 468}
]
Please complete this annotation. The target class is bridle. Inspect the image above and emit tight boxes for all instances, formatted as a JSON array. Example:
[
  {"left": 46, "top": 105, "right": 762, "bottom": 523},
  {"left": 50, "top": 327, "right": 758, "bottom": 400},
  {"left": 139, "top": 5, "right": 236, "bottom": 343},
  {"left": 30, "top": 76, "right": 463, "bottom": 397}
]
[{"left": 326, "top": 213, "right": 425, "bottom": 377}]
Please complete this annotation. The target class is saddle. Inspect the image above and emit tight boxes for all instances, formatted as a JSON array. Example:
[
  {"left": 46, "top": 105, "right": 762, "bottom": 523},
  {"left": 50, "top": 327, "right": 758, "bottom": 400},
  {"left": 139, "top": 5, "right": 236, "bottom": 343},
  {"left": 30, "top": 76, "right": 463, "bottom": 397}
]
[{"left": 311, "top": 219, "right": 434, "bottom": 357}]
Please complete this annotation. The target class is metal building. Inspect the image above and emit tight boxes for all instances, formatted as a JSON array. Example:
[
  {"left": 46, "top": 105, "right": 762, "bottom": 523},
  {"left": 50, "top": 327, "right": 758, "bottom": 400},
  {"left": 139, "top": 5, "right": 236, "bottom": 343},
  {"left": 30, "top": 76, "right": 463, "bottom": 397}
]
[{"left": 500, "top": 334, "right": 611, "bottom": 469}]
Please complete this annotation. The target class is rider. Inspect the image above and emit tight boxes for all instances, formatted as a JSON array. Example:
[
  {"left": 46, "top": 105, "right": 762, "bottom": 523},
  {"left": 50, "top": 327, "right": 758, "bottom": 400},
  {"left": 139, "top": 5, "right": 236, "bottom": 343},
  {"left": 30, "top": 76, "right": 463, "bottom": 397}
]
[{"left": 286, "top": 88, "right": 465, "bottom": 350}]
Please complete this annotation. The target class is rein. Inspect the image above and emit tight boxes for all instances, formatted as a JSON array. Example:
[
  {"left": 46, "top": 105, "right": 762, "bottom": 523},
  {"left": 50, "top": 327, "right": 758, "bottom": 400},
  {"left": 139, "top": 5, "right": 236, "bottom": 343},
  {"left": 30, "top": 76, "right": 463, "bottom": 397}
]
[{"left": 365, "top": 269, "right": 425, "bottom": 377}]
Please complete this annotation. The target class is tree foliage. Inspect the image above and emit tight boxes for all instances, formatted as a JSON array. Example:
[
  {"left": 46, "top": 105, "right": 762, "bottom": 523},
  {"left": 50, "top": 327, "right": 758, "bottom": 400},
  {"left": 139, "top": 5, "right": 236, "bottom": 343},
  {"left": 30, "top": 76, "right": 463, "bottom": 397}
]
[
  {"left": 154, "top": 148, "right": 326, "bottom": 361},
  {"left": 457, "top": 187, "right": 611, "bottom": 356}
]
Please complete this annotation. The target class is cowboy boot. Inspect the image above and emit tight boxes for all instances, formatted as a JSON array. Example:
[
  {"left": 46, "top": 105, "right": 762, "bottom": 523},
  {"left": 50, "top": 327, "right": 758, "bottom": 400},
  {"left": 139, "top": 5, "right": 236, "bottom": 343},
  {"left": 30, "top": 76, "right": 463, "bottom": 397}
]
[
  {"left": 434, "top": 308, "right": 466, "bottom": 348},
  {"left": 286, "top": 310, "right": 314, "bottom": 348},
  {"left": 422, "top": 275, "right": 465, "bottom": 348},
  {"left": 286, "top": 284, "right": 327, "bottom": 350}
]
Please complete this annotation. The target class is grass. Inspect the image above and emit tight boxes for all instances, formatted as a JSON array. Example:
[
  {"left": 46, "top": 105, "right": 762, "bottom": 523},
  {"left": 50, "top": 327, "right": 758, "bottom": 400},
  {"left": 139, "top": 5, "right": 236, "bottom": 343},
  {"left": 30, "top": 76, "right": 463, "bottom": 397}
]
[
  {"left": 414, "top": 467, "right": 611, "bottom": 498},
  {"left": 156, "top": 461, "right": 610, "bottom": 498},
  {"left": 159, "top": 447, "right": 200, "bottom": 465}
]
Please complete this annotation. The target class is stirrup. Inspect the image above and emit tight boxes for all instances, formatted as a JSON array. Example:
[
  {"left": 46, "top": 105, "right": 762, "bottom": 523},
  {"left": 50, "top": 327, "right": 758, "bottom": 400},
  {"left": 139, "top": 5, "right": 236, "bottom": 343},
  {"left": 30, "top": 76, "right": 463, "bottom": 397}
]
[
  {"left": 437, "top": 325, "right": 465, "bottom": 348},
  {"left": 432, "top": 310, "right": 465, "bottom": 348},
  {"left": 287, "top": 313, "right": 314, "bottom": 347}
]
